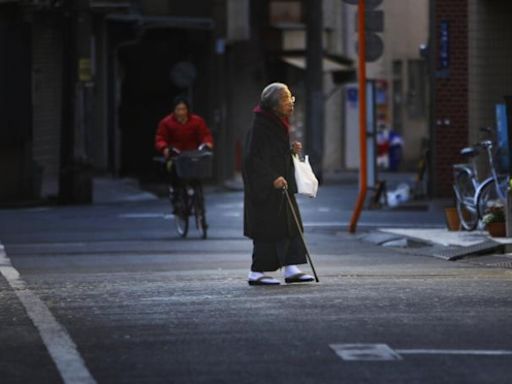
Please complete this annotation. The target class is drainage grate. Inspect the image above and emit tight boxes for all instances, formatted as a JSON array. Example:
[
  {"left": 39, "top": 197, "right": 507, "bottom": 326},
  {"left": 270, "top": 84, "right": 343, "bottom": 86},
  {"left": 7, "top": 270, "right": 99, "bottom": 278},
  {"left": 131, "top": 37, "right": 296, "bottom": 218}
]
[
  {"left": 462, "top": 255, "right": 512, "bottom": 269},
  {"left": 492, "top": 262, "right": 512, "bottom": 269}
]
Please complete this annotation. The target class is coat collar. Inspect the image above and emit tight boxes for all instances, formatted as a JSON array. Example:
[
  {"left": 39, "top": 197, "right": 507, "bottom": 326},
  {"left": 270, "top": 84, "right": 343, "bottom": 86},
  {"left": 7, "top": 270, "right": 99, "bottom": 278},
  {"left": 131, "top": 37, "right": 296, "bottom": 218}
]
[
  {"left": 170, "top": 113, "right": 192, "bottom": 124},
  {"left": 253, "top": 105, "right": 290, "bottom": 134}
]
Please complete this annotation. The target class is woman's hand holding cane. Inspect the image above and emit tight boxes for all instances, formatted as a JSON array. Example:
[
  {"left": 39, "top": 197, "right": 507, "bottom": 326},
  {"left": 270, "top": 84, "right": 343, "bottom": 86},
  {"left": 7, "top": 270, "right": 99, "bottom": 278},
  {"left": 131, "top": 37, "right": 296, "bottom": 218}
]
[{"left": 273, "top": 176, "right": 288, "bottom": 189}]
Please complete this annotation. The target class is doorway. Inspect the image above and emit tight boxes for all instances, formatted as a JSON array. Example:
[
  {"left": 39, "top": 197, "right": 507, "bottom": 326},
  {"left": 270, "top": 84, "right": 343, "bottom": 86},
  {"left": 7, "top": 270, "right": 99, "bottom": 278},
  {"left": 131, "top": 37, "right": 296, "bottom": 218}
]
[{"left": 117, "top": 28, "right": 211, "bottom": 181}]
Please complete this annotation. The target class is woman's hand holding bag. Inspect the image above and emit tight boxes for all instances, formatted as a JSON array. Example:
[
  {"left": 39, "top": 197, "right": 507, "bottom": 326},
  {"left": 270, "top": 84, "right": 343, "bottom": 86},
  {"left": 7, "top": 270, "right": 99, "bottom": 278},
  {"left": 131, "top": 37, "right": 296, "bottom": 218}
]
[{"left": 292, "top": 154, "right": 318, "bottom": 198}]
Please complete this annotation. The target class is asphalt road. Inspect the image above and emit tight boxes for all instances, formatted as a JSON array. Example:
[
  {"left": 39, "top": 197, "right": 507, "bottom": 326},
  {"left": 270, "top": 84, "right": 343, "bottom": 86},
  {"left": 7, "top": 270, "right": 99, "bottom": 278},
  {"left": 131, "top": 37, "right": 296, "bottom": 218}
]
[{"left": 1, "top": 184, "right": 511, "bottom": 383}]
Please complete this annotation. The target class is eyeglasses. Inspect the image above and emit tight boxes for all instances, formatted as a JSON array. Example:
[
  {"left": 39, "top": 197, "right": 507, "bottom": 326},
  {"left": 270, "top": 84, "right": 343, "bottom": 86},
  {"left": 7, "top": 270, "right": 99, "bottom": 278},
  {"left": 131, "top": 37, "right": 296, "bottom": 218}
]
[{"left": 282, "top": 95, "right": 296, "bottom": 104}]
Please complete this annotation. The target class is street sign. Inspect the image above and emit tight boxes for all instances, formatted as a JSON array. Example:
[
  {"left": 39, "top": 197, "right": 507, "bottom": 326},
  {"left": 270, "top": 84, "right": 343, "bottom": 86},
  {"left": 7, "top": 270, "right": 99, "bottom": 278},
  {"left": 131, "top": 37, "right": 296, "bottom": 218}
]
[
  {"left": 355, "top": 32, "right": 384, "bottom": 62},
  {"left": 343, "top": 0, "right": 383, "bottom": 9},
  {"left": 78, "top": 58, "right": 92, "bottom": 82},
  {"left": 355, "top": 10, "right": 384, "bottom": 33},
  {"left": 439, "top": 20, "right": 449, "bottom": 69}
]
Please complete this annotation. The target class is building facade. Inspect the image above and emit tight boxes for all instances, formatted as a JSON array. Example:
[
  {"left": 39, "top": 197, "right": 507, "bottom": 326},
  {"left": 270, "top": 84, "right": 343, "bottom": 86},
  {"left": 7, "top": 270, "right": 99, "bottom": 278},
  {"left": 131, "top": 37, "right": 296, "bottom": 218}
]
[
  {"left": 342, "top": 0, "right": 430, "bottom": 172},
  {"left": 0, "top": 0, "right": 354, "bottom": 203},
  {"left": 432, "top": 0, "right": 512, "bottom": 197}
]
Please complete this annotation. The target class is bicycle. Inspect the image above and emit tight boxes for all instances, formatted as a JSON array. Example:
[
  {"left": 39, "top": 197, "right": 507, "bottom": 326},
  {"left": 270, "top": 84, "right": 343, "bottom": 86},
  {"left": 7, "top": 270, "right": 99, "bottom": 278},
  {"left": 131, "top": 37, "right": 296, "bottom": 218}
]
[
  {"left": 155, "top": 147, "right": 213, "bottom": 239},
  {"left": 452, "top": 128, "right": 508, "bottom": 230}
]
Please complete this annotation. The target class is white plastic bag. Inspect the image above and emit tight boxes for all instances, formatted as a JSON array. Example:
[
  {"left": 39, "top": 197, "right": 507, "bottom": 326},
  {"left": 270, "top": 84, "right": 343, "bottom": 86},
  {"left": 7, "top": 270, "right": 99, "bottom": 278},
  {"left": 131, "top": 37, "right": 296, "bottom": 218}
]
[
  {"left": 386, "top": 183, "right": 411, "bottom": 207},
  {"left": 292, "top": 154, "right": 319, "bottom": 198}
]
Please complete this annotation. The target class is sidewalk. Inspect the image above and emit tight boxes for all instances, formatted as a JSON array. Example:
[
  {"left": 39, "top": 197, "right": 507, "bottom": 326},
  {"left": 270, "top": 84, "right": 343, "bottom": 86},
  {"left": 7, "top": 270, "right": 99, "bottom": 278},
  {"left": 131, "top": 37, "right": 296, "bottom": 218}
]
[
  {"left": 105, "top": 172, "right": 512, "bottom": 270},
  {"left": 93, "top": 177, "right": 158, "bottom": 204},
  {"left": 361, "top": 225, "right": 512, "bottom": 269},
  {"left": 11, "top": 172, "right": 512, "bottom": 270}
]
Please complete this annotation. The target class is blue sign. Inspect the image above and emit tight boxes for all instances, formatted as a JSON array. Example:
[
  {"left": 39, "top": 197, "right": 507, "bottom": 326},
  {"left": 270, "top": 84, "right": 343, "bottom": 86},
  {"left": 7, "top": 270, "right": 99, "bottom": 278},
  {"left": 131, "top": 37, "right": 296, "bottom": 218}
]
[
  {"left": 439, "top": 20, "right": 449, "bottom": 69},
  {"left": 347, "top": 87, "right": 358, "bottom": 105},
  {"left": 497, "top": 104, "right": 509, "bottom": 172}
]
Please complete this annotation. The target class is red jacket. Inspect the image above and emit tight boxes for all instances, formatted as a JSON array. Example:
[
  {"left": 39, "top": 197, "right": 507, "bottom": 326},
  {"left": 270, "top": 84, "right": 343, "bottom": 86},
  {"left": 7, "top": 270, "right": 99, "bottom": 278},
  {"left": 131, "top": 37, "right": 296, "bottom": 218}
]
[{"left": 155, "top": 113, "right": 214, "bottom": 153}]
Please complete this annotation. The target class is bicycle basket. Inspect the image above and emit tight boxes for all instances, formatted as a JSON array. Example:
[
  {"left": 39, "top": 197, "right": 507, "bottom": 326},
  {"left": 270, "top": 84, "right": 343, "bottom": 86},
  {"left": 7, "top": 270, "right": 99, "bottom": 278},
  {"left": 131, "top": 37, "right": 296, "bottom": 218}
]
[{"left": 174, "top": 150, "right": 213, "bottom": 180}]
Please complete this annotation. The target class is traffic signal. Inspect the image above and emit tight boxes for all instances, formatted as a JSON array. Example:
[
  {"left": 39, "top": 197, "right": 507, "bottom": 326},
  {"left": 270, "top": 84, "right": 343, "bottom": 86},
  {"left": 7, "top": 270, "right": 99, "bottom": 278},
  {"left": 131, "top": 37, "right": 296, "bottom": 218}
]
[{"left": 344, "top": 0, "right": 384, "bottom": 62}]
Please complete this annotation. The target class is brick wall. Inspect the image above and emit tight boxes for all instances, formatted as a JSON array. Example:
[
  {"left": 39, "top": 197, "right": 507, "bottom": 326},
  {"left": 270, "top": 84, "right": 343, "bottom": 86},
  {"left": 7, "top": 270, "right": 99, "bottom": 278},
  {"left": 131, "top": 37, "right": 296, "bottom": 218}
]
[
  {"left": 468, "top": 0, "right": 512, "bottom": 150},
  {"left": 433, "top": 0, "right": 469, "bottom": 197}
]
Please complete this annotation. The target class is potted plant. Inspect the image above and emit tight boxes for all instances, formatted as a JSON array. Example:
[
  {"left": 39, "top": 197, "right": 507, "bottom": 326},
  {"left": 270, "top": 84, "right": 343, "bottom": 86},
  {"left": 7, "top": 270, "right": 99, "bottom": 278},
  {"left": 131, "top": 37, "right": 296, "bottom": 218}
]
[
  {"left": 444, "top": 207, "right": 461, "bottom": 231},
  {"left": 482, "top": 205, "right": 506, "bottom": 237}
]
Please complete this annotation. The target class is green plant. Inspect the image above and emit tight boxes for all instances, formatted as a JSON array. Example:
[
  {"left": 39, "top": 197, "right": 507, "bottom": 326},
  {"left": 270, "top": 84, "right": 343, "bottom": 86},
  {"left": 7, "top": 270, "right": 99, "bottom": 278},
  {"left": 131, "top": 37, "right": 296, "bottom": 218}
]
[{"left": 482, "top": 205, "right": 505, "bottom": 225}]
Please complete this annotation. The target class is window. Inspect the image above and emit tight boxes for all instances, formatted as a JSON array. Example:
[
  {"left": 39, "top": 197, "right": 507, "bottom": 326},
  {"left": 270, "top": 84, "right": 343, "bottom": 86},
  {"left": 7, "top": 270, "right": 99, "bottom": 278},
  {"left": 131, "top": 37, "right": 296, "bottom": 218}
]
[
  {"left": 406, "top": 59, "right": 427, "bottom": 118},
  {"left": 269, "top": 1, "right": 304, "bottom": 25}
]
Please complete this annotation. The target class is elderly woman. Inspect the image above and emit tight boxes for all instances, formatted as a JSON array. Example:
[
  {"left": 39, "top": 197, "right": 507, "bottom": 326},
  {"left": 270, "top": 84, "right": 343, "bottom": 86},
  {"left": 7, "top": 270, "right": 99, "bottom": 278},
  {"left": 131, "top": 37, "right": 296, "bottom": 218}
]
[{"left": 243, "top": 83, "right": 314, "bottom": 286}]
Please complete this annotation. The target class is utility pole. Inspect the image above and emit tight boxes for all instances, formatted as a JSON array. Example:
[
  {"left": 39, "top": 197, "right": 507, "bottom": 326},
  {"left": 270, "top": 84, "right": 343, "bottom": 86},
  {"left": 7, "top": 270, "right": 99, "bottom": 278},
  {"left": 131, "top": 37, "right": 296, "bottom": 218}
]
[
  {"left": 305, "top": 0, "right": 325, "bottom": 183},
  {"left": 349, "top": 0, "right": 368, "bottom": 233},
  {"left": 59, "top": 0, "right": 93, "bottom": 204},
  {"left": 59, "top": 0, "right": 76, "bottom": 204}
]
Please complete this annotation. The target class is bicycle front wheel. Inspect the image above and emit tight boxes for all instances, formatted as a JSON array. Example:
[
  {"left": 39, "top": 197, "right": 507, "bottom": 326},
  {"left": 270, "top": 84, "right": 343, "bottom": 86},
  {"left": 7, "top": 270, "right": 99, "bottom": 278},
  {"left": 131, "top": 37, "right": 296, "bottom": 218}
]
[
  {"left": 175, "top": 212, "right": 189, "bottom": 238},
  {"left": 454, "top": 171, "right": 478, "bottom": 230},
  {"left": 193, "top": 183, "right": 208, "bottom": 239},
  {"left": 173, "top": 189, "right": 189, "bottom": 238},
  {"left": 477, "top": 177, "right": 506, "bottom": 220}
]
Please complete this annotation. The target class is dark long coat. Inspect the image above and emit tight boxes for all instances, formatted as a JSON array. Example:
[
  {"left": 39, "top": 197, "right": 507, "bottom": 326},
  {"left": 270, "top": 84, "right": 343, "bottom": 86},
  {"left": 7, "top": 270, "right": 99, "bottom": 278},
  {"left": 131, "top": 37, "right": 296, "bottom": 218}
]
[{"left": 243, "top": 107, "right": 304, "bottom": 241}]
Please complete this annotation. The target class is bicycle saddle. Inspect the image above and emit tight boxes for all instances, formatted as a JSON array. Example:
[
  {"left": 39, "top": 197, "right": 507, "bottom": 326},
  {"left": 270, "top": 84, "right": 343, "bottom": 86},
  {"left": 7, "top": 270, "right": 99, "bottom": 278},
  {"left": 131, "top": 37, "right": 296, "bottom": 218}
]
[{"left": 460, "top": 146, "right": 479, "bottom": 157}]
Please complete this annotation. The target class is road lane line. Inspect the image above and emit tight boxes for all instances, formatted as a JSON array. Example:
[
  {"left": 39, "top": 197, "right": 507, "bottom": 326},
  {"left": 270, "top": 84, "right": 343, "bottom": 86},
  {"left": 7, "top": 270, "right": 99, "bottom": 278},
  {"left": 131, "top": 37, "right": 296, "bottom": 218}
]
[
  {"left": 118, "top": 213, "right": 164, "bottom": 219},
  {"left": 330, "top": 343, "right": 512, "bottom": 362},
  {"left": 396, "top": 349, "right": 512, "bottom": 356},
  {"left": 0, "top": 243, "right": 96, "bottom": 384},
  {"left": 330, "top": 343, "right": 403, "bottom": 361}
]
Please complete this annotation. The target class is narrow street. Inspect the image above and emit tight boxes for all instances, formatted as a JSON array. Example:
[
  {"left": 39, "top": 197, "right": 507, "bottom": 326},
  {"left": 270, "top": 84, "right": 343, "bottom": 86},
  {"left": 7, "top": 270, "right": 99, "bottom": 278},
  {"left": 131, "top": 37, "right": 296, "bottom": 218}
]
[{"left": 1, "top": 183, "right": 511, "bottom": 383}]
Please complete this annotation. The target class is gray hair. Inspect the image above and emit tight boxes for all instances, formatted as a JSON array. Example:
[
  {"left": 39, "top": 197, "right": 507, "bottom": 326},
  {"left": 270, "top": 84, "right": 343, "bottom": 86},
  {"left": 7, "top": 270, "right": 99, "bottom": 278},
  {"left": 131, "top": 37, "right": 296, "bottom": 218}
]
[{"left": 260, "top": 82, "right": 288, "bottom": 110}]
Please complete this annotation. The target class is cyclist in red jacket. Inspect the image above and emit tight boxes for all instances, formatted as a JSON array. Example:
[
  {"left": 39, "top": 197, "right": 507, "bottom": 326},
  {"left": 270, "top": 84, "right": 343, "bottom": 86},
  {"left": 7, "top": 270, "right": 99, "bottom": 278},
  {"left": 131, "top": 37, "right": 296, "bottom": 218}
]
[
  {"left": 155, "top": 96, "right": 214, "bottom": 158},
  {"left": 155, "top": 97, "right": 214, "bottom": 209}
]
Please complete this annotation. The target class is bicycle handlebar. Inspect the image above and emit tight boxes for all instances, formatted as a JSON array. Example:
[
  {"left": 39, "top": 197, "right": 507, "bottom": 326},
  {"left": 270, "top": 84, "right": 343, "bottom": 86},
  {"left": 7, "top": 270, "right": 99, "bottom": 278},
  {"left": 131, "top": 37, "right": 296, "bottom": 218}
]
[
  {"left": 479, "top": 140, "right": 493, "bottom": 148},
  {"left": 167, "top": 145, "right": 212, "bottom": 156}
]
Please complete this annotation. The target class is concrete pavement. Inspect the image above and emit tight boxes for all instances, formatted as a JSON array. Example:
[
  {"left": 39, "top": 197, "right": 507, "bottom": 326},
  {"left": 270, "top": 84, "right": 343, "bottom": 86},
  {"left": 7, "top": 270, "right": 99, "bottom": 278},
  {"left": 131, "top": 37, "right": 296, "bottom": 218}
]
[{"left": 1, "top": 181, "right": 511, "bottom": 383}]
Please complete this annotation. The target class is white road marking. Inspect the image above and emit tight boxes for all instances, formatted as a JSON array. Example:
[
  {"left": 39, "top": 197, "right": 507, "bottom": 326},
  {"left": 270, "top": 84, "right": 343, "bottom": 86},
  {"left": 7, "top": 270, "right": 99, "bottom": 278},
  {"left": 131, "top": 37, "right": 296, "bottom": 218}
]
[
  {"left": 330, "top": 343, "right": 512, "bottom": 362},
  {"left": 118, "top": 213, "right": 164, "bottom": 219},
  {"left": 10, "top": 242, "right": 87, "bottom": 249},
  {"left": 0, "top": 243, "right": 96, "bottom": 384},
  {"left": 330, "top": 344, "right": 402, "bottom": 361},
  {"left": 223, "top": 212, "right": 241, "bottom": 217},
  {"left": 215, "top": 202, "right": 244, "bottom": 209},
  {"left": 396, "top": 349, "right": 512, "bottom": 356}
]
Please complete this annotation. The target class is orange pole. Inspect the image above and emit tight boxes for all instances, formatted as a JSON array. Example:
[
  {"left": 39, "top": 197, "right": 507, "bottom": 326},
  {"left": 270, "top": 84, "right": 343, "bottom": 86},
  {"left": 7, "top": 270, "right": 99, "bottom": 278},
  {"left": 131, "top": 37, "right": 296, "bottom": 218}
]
[{"left": 349, "top": 0, "right": 367, "bottom": 233}]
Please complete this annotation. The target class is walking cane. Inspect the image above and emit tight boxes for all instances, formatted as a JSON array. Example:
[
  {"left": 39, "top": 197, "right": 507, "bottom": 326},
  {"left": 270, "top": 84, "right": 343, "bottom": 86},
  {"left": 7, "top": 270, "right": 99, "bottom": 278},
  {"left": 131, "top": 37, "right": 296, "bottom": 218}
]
[{"left": 283, "top": 187, "right": 320, "bottom": 282}]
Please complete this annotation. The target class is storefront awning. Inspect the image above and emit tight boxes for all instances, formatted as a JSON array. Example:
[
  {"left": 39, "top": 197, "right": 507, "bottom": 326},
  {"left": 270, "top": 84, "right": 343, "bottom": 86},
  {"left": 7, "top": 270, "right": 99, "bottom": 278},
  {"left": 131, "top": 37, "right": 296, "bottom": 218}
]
[{"left": 281, "top": 56, "right": 353, "bottom": 72}]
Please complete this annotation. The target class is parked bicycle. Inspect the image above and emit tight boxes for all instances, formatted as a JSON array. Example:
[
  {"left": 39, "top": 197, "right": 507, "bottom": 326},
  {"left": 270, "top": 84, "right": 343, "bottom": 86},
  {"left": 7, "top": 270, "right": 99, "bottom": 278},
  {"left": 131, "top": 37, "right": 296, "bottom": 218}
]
[
  {"left": 155, "top": 147, "right": 213, "bottom": 239},
  {"left": 452, "top": 128, "right": 508, "bottom": 230}
]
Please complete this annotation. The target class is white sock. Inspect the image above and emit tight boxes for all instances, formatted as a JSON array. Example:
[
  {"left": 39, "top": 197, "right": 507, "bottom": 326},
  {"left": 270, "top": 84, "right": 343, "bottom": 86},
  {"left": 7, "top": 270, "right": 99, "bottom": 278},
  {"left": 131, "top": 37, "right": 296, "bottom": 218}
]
[
  {"left": 284, "top": 265, "right": 302, "bottom": 278},
  {"left": 248, "top": 271, "right": 264, "bottom": 281}
]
